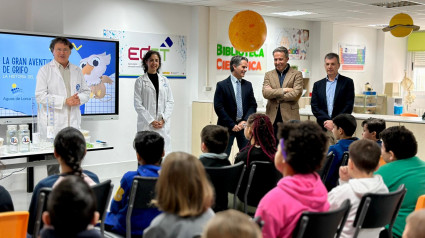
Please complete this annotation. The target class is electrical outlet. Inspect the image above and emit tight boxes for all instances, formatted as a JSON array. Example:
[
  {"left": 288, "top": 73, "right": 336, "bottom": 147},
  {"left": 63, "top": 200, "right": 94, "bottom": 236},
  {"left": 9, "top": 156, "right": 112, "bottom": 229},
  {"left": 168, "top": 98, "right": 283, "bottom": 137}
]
[{"left": 204, "top": 86, "right": 212, "bottom": 91}]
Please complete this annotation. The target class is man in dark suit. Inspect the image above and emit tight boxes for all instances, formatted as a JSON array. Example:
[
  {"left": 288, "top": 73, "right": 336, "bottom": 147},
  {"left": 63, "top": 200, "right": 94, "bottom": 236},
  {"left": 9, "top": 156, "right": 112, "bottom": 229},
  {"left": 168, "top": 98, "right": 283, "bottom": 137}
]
[
  {"left": 214, "top": 56, "right": 257, "bottom": 155},
  {"left": 311, "top": 53, "right": 354, "bottom": 144}
]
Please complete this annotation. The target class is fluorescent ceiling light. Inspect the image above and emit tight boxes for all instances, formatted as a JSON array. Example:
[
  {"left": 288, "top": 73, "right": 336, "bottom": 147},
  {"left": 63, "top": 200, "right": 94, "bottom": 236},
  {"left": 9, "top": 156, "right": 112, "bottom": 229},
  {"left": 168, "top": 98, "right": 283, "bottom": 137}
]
[
  {"left": 368, "top": 24, "right": 389, "bottom": 28},
  {"left": 273, "top": 11, "right": 313, "bottom": 16}
]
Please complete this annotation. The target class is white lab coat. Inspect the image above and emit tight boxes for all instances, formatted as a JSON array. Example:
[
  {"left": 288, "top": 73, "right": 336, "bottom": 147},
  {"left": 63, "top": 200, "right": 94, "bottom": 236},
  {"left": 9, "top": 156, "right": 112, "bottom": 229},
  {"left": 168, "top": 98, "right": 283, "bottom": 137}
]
[
  {"left": 35, "top": 60, "right": 90, "bottom": 139},
  {"left": 134, "top": 73, "right": 174, "bottom": 154}
]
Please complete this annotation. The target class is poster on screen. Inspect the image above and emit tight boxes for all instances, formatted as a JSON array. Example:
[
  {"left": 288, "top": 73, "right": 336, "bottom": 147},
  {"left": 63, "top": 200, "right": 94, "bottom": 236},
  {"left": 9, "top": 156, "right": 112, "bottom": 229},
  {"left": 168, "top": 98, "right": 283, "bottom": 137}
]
[
  {"left": 104, "top": 30, "right": 187, "bottom": 79},
  {"left": 338, "top": 43, "right": 366, "bottom": 71}
]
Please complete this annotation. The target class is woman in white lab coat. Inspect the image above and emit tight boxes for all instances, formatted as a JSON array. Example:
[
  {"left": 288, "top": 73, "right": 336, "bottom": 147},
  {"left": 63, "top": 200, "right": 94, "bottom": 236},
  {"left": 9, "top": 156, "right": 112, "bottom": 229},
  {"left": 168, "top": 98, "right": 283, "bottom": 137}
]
[
  {"left": 35, "top": 57, "right": 90, "bottom": 139},
  {"left": 134, "top": 50, "right": 174, "bottom": 154}
]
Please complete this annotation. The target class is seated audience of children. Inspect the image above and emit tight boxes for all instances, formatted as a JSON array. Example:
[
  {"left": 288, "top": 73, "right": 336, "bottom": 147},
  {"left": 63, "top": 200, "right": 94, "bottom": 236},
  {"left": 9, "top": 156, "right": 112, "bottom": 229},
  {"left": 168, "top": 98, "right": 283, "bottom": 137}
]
[
  {"left": 202, "top": 209, "right": 262, "bottom": 238},
  {"left": 328, "top": 139, "right": 388, "bottom": 238},
  {"left": 375, "top": 126, "right": 425, "bottom": 238},
  {"left": 28, "top": 127, "right": 99, "bottom": 236},
  {"left": 105, "top": 131, "right": 164, "bottom": 237},
  {"left": 255, "top": 121, "right": 329, "bottom": 238},
  {"left": 325, "top": 113, "right": 358, "bottom": 191},
  {"left": 143, "top": 152, "right": 215, "bottom": 238},
  {"left": 39, "top": 175, "right": 101, "bottom": 238},
  {"left": 361, "top": 117, "right": 386, "bottom": 147},
  {"left": 199, "top": 125, "right": 230, "bottom": 167}
]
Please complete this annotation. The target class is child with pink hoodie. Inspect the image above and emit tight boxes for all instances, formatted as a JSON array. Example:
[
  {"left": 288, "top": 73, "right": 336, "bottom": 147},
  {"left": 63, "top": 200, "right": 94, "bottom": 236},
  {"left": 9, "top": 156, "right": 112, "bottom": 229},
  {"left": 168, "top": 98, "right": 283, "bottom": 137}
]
[{"left": 255, "top": 121, "right": 330, "bottom": 238}]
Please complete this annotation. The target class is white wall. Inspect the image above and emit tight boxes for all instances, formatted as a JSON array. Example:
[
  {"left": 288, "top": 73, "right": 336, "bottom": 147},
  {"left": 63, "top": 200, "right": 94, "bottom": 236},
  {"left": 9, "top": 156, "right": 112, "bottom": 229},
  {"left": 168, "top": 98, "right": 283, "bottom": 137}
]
[{"left": 331, "top": 25, "right": 379, "bottom": 94}]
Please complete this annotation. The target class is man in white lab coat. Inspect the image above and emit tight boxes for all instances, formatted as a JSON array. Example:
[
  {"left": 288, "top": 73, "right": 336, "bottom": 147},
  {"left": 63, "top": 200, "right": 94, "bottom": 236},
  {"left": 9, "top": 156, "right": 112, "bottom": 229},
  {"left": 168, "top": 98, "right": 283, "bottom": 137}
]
[{"left": 35, "top": 37, "right": 90, "bottom": 175}]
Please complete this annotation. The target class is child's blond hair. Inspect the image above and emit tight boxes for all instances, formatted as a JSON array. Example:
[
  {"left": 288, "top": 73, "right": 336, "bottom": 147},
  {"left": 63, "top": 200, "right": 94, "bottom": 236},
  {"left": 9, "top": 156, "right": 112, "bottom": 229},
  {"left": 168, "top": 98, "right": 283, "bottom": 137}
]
[
  {"left": 202, "top": 209, "right": 262, "bottom": 238},
  {"left": 152, "top": 152, "right": 213, "bottom": 217}
]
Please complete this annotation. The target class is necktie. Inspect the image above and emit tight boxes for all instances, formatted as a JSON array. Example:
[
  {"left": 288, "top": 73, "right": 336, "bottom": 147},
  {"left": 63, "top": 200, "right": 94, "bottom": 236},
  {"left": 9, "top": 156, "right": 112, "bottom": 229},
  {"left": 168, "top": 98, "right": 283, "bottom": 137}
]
[{"left": 236, "top": 80, "right": 243, "bottom": 120}]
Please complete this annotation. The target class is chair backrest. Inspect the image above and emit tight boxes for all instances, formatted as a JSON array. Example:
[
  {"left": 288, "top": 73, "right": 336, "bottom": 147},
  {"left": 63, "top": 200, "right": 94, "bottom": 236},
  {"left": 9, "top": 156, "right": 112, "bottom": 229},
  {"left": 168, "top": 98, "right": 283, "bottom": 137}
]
[
  {"left": 0, "top": 211, "right": 30, "bottom": 238},
  {"left": 33, "top": 187, "right": 52, "bottom": 237},
  {"left": 415, "top": 194, "right": 425, "bottom": 211},
  {"left": 353, "top": 184, "right": 407, "bottom": 238},
  {"left": 244, "top": 161, "right": 281, "bottom": 212},
  {"left": 205, "top": 161, "right": 246, "bottom": 211},
  {"left": 318, "top": 151, "right": 335, "bottom": 183},
  {"left": 126, "top": 176, "right": 158, "bottom": 238},
  {"left": 91, "top": 179, "right": 114, "bottom": 237},
  {"left": 340, "top": 151, "right": 349, "bottom": 167},
  {"left": 293, "top": 199, "right": 351, "bottom": 238}
]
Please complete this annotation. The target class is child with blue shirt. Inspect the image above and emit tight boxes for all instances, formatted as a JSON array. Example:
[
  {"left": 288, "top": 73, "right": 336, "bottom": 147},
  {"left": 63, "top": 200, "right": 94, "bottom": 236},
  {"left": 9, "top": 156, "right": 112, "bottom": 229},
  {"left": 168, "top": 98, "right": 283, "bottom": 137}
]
[
  {"left": 104, "top": 131, "right": 164, "bottom": 237},
  {"left": 361, "top": 117, "right": 386, "bottom": 147},
  {"left": 325, "top": 113, "right": 358, "bottom": 191}
]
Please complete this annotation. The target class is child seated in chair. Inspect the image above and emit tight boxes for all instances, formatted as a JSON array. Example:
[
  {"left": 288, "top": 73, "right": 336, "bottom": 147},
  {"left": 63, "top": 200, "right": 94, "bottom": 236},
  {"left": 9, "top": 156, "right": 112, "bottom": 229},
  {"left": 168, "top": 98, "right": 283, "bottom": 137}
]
[
  {"left": 28, "top": 127, "right": 99, "bottom": 236},
  {"left": 325, "top": 113, "right": 358, "bottom": 191},
  {"left": 403, "top": 209, "right": 425, "bottom": 238},
  {"left": 199, "top": 125, "right": 231, "bottom": 212},
  {"left": 255, "top": 121, "right": 329, "bottom": 238},
  {"left": 234, "top": 113, "right": 277, "bottom": 206},
  {"left": 199, "top": 125, "right": 231, "bottom": 167},
  {"left": 328, "top": 139, "right": 388, "bottom": 238},
  {"left": 361, "top": 117, "right": 386, "bottom": 147},
  {"left": 144, "top": 152, "right": 215, "bottom": 238},
  {"left": 104, "top": 131, "right": 164, "bottom": 237},
  {"left": 40, "top": 175, "right": 101, "bottom": 238},
  {"left": 202, "top": 209, "right": 262, "bottom": 238}
]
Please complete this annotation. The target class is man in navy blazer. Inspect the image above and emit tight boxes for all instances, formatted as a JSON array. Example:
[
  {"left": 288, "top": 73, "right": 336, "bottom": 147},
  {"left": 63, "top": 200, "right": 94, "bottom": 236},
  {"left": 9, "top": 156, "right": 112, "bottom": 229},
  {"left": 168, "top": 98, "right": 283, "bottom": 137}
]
[
  {"left": 311, "top": 53, "right": 354, "bottom": 144},
  {"left": 214, "top": 56, "right": 257, "bottom": 155}
]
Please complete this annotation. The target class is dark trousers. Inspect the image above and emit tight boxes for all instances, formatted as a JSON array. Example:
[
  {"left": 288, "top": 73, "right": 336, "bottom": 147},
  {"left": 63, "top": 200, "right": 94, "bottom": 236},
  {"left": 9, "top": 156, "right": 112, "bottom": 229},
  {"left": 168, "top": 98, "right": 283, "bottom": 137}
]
[
  {"left": 225, "top": 129, "right": 248, "bottom": 156},
  {"left": 273, "top": 107, "right": 283, "bottom": 145}
]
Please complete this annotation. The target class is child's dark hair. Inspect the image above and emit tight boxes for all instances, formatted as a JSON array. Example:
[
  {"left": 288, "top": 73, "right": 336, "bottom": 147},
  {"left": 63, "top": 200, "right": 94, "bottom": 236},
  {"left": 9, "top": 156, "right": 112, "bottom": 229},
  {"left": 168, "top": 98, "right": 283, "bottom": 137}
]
[
  {"left": 133, "top": 131, "right": 164, "bottom": 164},
  {"left": 201, "top": 125, "right": 229, "bottom": 154},
  {"left": 349, "top": 139, "right": 381, "bottom": 173},
  {"left": 142, "top": 50, "right": 162, "bottom": 73},
  {"left": 49, "top": 37, "right": 73, "bottom": 53},
  {"left": 54, "top": 127, "right": 86, "bottom": 177},
  {"left": 361, "top": 118, "right": 386, "bottom": 139},
  {"left": 277, "top": 121, "right": 328, "bottom": 174},
  {"left": 47, "top": 175, "right": 96, "bottom": 238},
  {"left": 380, "top": 126, "right": 417, "bottom": 159},
  {"left": 243, "top": 113, "right": 276, "bottom": 165},
  {"left": 332, "top": 113, "right": 357, "bottom": 137}
]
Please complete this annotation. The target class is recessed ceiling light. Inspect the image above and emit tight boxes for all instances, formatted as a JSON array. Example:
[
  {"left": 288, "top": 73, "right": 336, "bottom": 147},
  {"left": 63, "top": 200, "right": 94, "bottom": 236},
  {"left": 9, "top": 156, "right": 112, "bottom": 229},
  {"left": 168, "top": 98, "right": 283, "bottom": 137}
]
[{"left": 272, "top": 11, "right": 313, "bottom": 17}]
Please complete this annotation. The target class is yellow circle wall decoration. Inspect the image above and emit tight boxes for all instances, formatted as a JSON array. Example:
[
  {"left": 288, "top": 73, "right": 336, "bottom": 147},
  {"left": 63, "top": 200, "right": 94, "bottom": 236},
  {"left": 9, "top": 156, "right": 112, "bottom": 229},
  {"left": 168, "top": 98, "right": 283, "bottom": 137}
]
[
  {"left": 228, "top": 10, "right": 267, "bottom": 52},
  {"left": 390, "top": 13, "right": 413, "bottom": 37}
]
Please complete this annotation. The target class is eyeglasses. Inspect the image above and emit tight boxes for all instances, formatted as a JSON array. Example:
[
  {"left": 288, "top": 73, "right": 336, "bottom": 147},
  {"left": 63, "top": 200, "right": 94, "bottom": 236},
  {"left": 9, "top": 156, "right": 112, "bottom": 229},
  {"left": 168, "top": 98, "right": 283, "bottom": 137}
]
[
  {"left": 54, "top": 48, "right": 70, "bottom": 53},
  {"left": 280, "top": 138, "right": 287, "bottom": 161}
]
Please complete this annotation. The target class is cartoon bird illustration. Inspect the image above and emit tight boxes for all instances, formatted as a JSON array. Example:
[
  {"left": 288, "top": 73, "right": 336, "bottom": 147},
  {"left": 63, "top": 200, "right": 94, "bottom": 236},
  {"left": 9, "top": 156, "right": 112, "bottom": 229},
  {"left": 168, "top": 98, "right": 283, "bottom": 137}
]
[{"left": 79, "top": 52, "right": 113, "bottom": 99}]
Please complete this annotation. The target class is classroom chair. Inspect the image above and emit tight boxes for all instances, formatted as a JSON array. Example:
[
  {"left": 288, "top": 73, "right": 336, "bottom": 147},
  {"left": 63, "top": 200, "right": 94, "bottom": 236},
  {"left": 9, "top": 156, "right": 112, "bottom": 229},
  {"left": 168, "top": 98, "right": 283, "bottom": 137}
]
[
  {"left": 0, "top": 211, "right": 29, "bottom": 238},
  {"left": 204, "top": 161, "right": 246, "bottom": 212},
  {"left": 293, "top": 199, "right": 351, "bottom": 238},
  {"left": 415, "top": 194, "right": 425, "bottom": 211},
  {"left": 352, "top": 184, "right": 406, "bottom": 238}
]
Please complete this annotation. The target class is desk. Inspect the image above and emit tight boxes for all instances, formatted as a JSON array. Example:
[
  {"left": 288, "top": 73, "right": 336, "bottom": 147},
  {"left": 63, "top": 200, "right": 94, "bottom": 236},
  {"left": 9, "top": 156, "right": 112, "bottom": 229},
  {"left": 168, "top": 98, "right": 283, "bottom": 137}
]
[{"left": 0, "top": 144, "right": 113, "bottom": 193}]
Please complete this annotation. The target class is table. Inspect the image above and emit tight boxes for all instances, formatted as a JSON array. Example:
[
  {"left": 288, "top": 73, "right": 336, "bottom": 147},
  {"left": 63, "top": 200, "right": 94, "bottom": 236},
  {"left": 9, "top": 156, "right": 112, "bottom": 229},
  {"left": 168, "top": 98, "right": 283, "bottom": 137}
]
[{"left": 0, "top": 144, "right": 113, "bottom": 193}]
